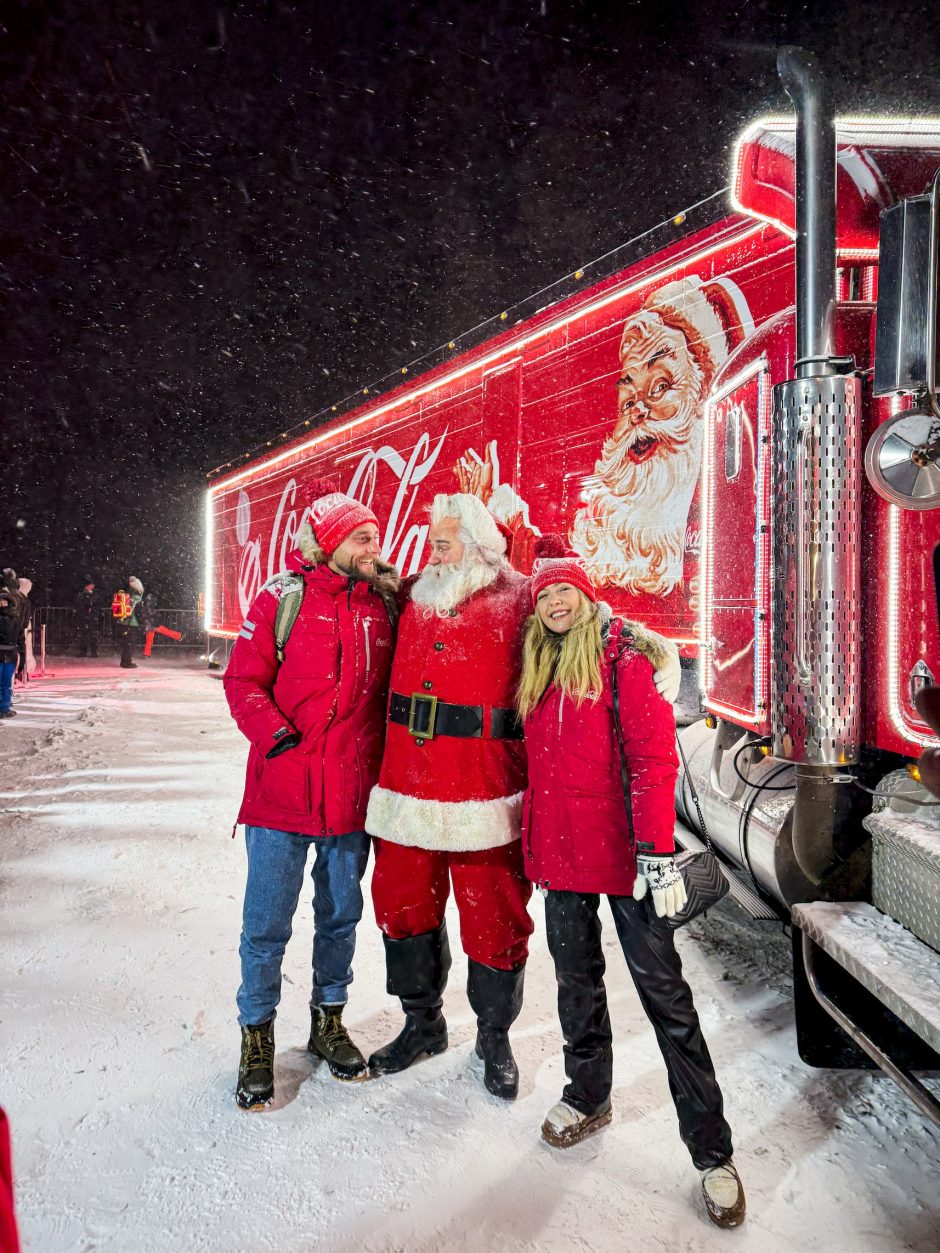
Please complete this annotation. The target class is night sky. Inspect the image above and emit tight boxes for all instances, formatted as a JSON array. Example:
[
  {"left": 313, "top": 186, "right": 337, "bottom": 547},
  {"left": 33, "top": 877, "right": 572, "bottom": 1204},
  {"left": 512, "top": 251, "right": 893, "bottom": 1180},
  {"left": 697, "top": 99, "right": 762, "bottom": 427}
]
[{"left": 2, "top": 0, "right": 937, "bottom": 607}]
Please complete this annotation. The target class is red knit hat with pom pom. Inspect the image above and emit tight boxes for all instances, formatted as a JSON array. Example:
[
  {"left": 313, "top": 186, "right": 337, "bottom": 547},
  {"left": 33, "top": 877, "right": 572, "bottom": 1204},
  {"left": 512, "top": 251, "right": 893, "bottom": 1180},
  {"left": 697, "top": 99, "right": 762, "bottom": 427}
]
[
  {"left": 307, "top": 477, "right": 379, "bottom": 555},
  {"left": 530, "top": 534, "right": 597, "bottom": 604}
]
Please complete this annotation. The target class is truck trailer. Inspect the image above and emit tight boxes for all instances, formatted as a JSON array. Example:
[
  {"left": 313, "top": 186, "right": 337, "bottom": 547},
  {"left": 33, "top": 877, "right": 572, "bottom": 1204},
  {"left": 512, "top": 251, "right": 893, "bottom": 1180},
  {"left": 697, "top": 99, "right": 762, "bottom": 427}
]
[{"left": 206, "top": 50, "right": 940, "bottom": 1124}]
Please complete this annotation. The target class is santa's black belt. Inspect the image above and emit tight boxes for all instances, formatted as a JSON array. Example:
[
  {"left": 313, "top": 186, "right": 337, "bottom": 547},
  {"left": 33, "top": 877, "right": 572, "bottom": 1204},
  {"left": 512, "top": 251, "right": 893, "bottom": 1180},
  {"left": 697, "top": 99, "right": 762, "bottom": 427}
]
[{"left": 389, "top": 691, "right": 523, "bottom": 741}]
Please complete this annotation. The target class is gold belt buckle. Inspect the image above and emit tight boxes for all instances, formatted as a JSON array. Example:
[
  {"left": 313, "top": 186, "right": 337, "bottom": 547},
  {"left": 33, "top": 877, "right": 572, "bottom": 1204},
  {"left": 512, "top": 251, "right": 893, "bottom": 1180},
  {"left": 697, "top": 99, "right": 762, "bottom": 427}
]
[{"left": 408, "top": 692, "right": 438, "bottom": 739}]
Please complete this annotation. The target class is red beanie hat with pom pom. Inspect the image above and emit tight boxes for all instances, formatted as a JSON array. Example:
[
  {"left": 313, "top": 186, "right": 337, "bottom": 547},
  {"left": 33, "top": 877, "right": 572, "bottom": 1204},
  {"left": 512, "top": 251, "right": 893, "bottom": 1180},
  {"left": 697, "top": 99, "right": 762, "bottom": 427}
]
[
  {"left": 307, "top": 477, "right": 379, "bottom": 555},
  {"left": 530, "top": 534, "right": 597, "bottom": 604}
]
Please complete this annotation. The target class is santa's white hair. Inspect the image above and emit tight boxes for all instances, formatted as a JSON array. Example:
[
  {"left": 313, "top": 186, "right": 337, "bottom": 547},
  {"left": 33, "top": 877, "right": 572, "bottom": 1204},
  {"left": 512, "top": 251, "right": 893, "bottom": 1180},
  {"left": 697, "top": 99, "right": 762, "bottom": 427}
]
[
  {"left": 430, "top": 493, "right": 507, "bottom": 557},
  {"left": 411, "top": 493, "right": 508, "bottom": 616}
]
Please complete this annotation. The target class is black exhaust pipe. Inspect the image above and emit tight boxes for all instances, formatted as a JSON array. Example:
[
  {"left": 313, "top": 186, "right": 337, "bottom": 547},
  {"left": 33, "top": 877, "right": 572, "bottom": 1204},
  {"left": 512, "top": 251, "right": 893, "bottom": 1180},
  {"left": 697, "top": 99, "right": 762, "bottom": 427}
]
[{"left": 777, "top": 46, "right": 837, "bottom": 379}]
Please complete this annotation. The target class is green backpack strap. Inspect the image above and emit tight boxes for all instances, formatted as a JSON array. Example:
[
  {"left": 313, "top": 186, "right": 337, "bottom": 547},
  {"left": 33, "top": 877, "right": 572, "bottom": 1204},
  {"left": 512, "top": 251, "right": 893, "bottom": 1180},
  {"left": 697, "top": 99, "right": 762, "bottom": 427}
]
[{"left": 271, "top": 574, "right": 305, "bottom": 663}]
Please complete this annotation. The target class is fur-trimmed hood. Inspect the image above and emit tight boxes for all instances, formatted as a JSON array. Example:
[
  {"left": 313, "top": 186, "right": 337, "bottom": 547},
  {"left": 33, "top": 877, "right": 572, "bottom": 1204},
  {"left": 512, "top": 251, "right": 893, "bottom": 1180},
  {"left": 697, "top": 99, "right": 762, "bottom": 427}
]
[
  {"left": 600, "top": 601, "right": 678, "bottom": 677},
  {"left": 292, "top": 519, "right": 401, "bottom": 624}
]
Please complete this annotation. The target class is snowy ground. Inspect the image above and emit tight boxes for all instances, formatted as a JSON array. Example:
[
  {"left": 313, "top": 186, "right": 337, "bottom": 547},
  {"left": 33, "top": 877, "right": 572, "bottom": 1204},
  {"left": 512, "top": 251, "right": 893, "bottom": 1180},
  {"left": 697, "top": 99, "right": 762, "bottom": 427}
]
[{"left": 1, "top": 660, "right": 938, "bottom": 1253}]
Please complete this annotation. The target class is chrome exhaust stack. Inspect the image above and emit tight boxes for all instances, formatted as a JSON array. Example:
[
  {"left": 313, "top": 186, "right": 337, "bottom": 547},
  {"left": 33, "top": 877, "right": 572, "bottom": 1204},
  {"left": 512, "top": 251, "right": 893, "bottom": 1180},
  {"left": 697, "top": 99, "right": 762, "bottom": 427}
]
[{"left": 771, "top": 48, "right": 862, "bottom": 886}]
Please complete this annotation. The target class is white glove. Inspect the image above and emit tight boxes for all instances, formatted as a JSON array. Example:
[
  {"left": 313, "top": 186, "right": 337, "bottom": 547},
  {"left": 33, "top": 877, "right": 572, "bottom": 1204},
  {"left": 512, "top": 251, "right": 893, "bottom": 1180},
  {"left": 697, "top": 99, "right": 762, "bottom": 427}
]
[
  {"left": 633, "top": 854, "right": 688, "bottom": 919},
  {"left": 652, "top": 639, "right": 682, "bottom": 703}
]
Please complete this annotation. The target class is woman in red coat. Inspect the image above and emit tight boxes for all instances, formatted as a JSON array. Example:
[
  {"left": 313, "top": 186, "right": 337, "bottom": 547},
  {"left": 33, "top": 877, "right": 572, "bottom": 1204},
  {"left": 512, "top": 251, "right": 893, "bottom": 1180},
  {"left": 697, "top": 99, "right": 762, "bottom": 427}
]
[{"left": 518, "top": 543, "right": 746, "bottom": 1230}]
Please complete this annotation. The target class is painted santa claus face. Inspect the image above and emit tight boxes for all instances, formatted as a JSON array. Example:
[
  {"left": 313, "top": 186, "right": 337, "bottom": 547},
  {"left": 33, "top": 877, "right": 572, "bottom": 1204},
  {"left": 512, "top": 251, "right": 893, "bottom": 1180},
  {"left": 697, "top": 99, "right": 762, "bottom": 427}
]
[
  {"left": 569, "top": 308, "right": 706, "bottom": 598},
  {"left": 614, "top": 320, "right": 702, "bottom": 458}
]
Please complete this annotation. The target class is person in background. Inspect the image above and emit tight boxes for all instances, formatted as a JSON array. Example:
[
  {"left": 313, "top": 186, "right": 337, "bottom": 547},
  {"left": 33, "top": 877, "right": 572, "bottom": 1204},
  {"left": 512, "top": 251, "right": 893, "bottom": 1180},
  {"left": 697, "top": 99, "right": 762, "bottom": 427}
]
[
  {"left": 15, "top": 578, "right": 34, "bottom": 678},
  {"left": 0, "top": 588, "right": 23, "bottom": 718},
  {"left": 77, "top": 578, "right": 100, "bottom": 658},
  {"left": 516, "top": 539, "right": 745, "bottom": 1230},
  {"left": 1, "top": 571, "right": 27, "bottom": 679},
  {"left": 115, "top": 575, "right": 145, "bottom": 669}
]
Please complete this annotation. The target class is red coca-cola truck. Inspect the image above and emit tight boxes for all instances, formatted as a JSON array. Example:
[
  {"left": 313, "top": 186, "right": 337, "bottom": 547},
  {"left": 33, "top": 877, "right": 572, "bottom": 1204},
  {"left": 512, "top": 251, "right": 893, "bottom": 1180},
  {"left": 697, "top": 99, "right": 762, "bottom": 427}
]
[{"left": 206, "top": 51, "right": 940, "bottom": 1122}]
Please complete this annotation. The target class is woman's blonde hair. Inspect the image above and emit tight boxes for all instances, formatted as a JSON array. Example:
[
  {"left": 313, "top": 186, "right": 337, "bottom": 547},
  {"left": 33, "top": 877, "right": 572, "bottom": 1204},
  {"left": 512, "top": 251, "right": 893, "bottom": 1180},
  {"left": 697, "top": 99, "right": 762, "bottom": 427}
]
[{"left": 517, "top": 591, "right": 603, "bottom": 720}]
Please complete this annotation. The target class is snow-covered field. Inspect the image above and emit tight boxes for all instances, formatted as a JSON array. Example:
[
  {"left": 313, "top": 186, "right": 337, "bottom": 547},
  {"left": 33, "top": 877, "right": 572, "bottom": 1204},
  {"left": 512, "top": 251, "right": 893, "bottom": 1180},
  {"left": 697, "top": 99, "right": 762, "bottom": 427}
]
[{"left": 1, "top": 660, "right": 938, "bottom": 1253}]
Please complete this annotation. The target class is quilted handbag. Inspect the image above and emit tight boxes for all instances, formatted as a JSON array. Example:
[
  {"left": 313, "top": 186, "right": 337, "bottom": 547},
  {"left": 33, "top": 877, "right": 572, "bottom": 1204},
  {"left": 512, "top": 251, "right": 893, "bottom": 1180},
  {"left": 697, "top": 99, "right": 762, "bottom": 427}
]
[{"left": 611, "top": 647, "right": 729, "bottom": 928}]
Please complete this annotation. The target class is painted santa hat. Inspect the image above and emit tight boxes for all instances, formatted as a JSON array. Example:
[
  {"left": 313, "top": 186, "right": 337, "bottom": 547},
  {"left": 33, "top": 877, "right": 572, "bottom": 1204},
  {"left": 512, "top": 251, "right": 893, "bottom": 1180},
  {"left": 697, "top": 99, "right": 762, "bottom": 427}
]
[
  {"left": 307, "top": 477, "right": 378, "bottom": 554},
  {"left": 624, "top": 275, "right": 754, "bottom": 385},
  {"left": 530, "top": 534, "right": 597, "bottom": 604}
]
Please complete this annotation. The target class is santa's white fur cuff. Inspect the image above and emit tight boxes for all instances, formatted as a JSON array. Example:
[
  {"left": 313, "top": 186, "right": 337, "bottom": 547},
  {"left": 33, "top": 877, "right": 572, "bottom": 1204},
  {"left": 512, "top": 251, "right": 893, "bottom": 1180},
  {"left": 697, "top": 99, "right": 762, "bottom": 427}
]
[{"left": 365, "top": 786, "right": 523, "bottom": 852}]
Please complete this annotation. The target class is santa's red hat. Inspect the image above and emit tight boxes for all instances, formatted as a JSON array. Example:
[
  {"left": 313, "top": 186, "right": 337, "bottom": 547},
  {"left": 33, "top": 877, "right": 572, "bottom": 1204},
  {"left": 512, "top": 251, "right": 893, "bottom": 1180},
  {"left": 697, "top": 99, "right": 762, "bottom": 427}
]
[
  {"left": 306, "top": 477, "right": 378, "bottom": 554},
  {"left": 621, "top": 275, "right": 753, "bottom": 388},
  {"left": 530, "top": 535, "right": 597, "bottom": 604}
]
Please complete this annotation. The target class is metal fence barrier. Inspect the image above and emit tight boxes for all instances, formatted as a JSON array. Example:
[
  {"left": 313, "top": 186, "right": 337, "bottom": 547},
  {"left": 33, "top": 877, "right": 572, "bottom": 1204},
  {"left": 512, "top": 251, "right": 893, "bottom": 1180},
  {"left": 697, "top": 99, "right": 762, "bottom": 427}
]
[{"left": 31, "top": 607, "right": 205, "bottom": 656}]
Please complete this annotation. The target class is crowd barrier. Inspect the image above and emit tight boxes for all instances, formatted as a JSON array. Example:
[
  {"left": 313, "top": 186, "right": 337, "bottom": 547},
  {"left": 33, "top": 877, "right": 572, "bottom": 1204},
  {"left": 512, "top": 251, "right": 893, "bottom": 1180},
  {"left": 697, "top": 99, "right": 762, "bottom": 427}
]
[{"left": 30, "top": 607, "right": 205, "bottom": 657}]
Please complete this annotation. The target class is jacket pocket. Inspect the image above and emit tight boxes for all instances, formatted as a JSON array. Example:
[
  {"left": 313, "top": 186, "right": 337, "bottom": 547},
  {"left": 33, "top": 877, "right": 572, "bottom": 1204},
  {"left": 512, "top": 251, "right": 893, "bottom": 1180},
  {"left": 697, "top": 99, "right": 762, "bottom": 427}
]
[{"left": 259, "top": 748, "right": 311, "bottom": 814}]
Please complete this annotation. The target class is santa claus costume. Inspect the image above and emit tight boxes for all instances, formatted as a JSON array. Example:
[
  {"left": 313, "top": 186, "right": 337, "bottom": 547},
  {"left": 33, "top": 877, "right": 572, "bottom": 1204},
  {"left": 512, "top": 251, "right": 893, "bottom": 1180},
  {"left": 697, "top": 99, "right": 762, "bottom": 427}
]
[{"left": 365, "top": 494, "right": 535, "bottom": 1100}]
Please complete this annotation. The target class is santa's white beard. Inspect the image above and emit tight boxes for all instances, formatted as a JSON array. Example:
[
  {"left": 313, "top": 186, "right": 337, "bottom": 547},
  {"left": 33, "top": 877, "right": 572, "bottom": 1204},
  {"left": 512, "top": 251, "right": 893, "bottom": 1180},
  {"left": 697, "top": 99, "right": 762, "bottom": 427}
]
[
  {"left": 570, "top": 417, "right": 703, "bottom": 596},
  {"left": 411, "top": 555, "right": 500, "bottom": 615}
]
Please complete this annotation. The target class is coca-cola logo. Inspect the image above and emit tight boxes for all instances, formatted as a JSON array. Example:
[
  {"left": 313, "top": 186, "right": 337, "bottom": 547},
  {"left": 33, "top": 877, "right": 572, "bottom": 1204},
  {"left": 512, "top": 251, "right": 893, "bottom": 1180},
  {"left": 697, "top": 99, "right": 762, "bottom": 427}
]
[
  {"left": 341, "top": 428, "right": 448, "bottom": 572},
  {"left": 233, "top": 428, "right": 449, "bottom": 616}
]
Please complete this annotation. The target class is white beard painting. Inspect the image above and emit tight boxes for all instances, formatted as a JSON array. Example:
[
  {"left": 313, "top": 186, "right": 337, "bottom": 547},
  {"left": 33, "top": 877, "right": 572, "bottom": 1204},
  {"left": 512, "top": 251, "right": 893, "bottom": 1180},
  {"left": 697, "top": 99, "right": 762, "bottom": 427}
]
[
  {"left": 571, "top": 409, "right": 703, "bottom": 597},
  {"left": 570, "top": 276, "right": 750, "bottom": 597}
]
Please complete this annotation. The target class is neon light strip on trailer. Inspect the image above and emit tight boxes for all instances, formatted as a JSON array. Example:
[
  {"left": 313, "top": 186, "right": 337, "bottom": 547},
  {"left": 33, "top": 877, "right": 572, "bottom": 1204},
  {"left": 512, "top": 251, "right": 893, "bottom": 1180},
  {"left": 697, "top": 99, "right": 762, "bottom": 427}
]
[
  {"left": 203, "top": 489, "right": 214, "bottom": 632},
  {"left": 207, "top": 222, "right": 764, "bottom": 497}
]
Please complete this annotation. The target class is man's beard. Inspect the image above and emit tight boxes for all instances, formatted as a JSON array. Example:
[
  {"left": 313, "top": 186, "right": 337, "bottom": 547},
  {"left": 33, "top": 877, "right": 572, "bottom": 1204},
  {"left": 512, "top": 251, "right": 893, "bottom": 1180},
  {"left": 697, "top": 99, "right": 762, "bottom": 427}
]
[
  {"left": 569, "top": 396, "right": 703, "bottom": 597},
  {"left": 331, "top": 556, "right": 376, "bottom": 585},
  {"left": 411, "top": 552, "right": 500, "bottom": 616}
]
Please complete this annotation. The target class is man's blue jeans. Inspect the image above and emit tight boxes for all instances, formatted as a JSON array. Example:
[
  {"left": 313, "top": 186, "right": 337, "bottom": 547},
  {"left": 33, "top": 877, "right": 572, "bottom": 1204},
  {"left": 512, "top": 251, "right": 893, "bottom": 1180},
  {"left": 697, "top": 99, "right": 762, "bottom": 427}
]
[
  {"left": 237, "top": 825, "right": 371, "bottom": 1027},
  {"left": 0, "top": 661, "right": 15, "bottom": 713}
]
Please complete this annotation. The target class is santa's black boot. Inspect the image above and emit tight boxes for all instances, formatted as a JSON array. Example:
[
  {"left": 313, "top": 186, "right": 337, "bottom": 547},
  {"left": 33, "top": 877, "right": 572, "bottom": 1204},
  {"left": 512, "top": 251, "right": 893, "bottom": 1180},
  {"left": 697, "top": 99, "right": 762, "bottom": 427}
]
[
  {"left": 368, "top": 924, "right": 451, "bottom": 1075},
  {"left": 236, "top": 1019, "right": 275, "bottom": 1110},
  {"left": 467, "top": 958, "right": 525, "bottom": 1100}
]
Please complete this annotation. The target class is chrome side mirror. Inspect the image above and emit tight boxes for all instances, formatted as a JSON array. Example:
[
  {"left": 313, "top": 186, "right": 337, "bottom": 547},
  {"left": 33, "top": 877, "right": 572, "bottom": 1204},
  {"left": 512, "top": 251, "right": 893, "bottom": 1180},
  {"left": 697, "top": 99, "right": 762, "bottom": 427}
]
[{"left": 867, "top": 170, "right": 940, "bottom": 510}]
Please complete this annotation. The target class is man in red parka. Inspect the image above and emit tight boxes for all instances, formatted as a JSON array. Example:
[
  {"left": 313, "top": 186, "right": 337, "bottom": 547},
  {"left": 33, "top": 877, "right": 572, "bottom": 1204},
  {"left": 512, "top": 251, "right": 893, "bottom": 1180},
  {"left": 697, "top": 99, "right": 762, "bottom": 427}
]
[
  {"left": 365, "top": 493, "right": 681, "bottom": 1101},
  {"left": 225, "top": 480, "right": 399, "bottom": 1108}
]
